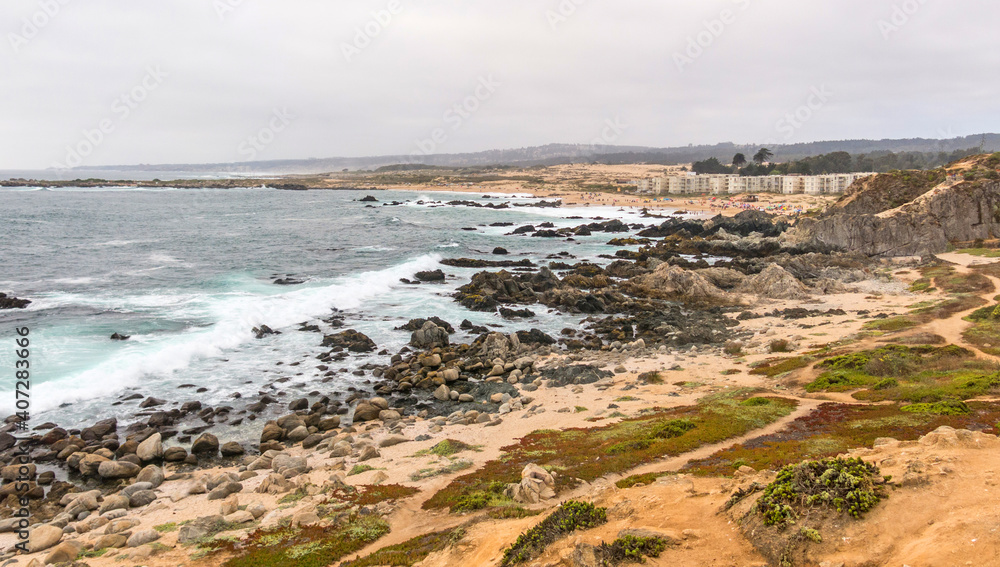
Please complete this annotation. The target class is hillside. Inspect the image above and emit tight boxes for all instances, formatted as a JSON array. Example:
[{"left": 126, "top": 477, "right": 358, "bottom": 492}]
[
  {"left": 66, "top": 136, "right": 1000, "bottom": 175},
  {"left": 790, "top": 154, "right": 1000, "bottom": 257}
]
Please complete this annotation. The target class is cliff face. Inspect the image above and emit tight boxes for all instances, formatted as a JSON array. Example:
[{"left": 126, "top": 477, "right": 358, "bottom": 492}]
[
  {"left": 793, "top": 180, "right": 1000, "bottom": 257},
  {"left": 789, "top": 156, "right": 1000, "bottom": 257}
]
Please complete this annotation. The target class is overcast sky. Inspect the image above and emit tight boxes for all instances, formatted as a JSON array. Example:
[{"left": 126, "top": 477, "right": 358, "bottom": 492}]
[{"left": 2, "top": 0, "right": 998, "bottom": 169}]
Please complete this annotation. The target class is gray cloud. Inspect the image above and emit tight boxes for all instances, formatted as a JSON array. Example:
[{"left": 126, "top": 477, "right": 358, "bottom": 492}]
[{"left": 1, "top": 0, "right": 997, "bottom": 169}]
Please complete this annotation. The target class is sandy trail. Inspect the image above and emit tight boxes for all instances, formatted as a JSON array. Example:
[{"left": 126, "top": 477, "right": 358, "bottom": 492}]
[{"left": 926, "top": 253, "right": 1000, "bottom": 363}]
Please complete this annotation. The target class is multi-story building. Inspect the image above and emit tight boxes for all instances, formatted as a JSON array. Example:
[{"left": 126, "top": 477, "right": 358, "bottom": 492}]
[{"left": 632, "top": 172, "right": 876, "bottom": 196}]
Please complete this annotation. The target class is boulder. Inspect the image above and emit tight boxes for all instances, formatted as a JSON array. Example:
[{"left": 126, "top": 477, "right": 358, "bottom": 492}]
[
  {"left": 191, "top": 432, "right": 220, "bottom": 454},
  {"left": 178, "top": 516, "right": 223, "bottom": 544},
  {"left": 414, "top": 269, "right": 446, "bottom": 282},
  {"left": 224, "top": 510, "right": 255, "bottom": 524},
  {"left": 78, "top": 453, "right": 110, "bottom": 477},
  {"left": 136, "top": 433, "right": 163, "bottom": 462},
  {"left": 260, "top": 422, "right": 284, "bottom": 443},
  {"left": 92, "top": 534, "right": 128, "bottom": 550},
  {"left": 317, "top": 416, "right": 341, "bottom": 431},
  {"left": 433, "top": 384, "right": 451, "bottom": 401},
  {"left": 321, "top": 330, "right": 377, "bottom": 353},
  {"left": 357, "top": 446, "right": 380, "bottom": 462},
  {"left": 98, "top": 495, "right": 130, "bottom": 514},
  {"left": 126, "top": 529, "right": 161, "bottom": 548},
  {"left": 220, "top": 494, "right": 239, "bottom": 516},
  {"left": 98, "top": 460, "right": 141, "bottom": 480},
  {"left": 506, "top": 463, "right": 556, "bottom": 504},
  {"left": 128, "top": 490, "right": 157, "bottom": 508},
  {"left": 735, "top": 264, "right": 809, "bottom": 300},
  {"left": 163, "top": 446, "right": 188, "bottom": 462},
  {"left": 630, "top": 264, "right": 733, "bottom": 304},
  {"left": 353, "top": 402, "right": 381, "bottom": 422},
  {"left": 136, "top": 465, "right": 165, "bottom": 488},
  {"left": 207, "top": 481, "right": 243, "bottom": 501},
  {"left": 0, "top": 292, "right": 31, "bottom": 309},
  {"left": 286, "top": 426, "right": 310, "bottom": 443},
  {"left": 221, "top": 441, "right": 245, "bottom": 457},
  {"left": 27, "top": 524, "right": 63, "bottom": 553},
  {"left": 44, "top": 540, "right": 84, "bottom": 564},
  {"left": 410, "top": 321, "right": 450, "bottom": 350}
]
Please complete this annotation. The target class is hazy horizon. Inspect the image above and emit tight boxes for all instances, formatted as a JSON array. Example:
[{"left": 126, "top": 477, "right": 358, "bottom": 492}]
[{"left": 3, "top": 1, "right": 999, "bottom": 170}]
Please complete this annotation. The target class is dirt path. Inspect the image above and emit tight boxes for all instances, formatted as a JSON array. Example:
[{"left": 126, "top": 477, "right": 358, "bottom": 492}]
[{"left": 927, "top": 254, "right": 1000, "bottom": 363}]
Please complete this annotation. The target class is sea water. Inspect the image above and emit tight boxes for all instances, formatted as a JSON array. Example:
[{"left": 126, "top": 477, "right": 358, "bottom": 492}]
[{"left": 0, "top": 187, "right": 692, "bottom": 431}]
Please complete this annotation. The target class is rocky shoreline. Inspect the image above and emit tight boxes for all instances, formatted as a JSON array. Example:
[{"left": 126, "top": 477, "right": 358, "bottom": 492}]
[{"left": 5, "top": 157, "right": 1000, "bottom": 566}]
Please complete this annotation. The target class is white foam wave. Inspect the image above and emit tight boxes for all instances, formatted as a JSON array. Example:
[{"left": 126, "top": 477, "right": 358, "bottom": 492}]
[{"left": 30, "top": 254, "right": 443, "bottom": 412}]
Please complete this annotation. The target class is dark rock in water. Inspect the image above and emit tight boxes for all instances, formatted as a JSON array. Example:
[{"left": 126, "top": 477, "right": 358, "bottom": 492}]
[
  {"left": 191, "top": 433, "right": 219, "bottom": 455},
  {"left": 220, "top": 441, "right": 245, "bottom": 457},
  {"left": 706, "top": 210, "right": 791, "bottom": 238},
  {"left": 139, "top": 397, "right": 166, "bottom": 408},
  {"left": 273, "top": 278, "right": 304, "bottom": 285},
  {"left": 110, "top": 333, "right": 130, "bottom": 341},
  {"left": 80, "top": 418, "right": 117, "bottom": 441},
  {"left": 511, "top": 225, "right": 535, "bottom": 234},
  {"left": 454, "top": 270, "right": 540, "bottom": 311},
  {"left": 359, "top": 195, "right": 379, "bottom": 202},
  {"left": 532, "top": 230, "right": 560, "bottom": 238},
  {"left": 490, "top": 222, "right": 514, "bottom": 227},
  {"left": 321, "top": 330, "right": 377, "bottom": 353},
  {"left": 492, "top": 247, "right": 509, "bottom": 255},
  {"left": 460, "top": 319, "right": 489, "bottom": 334},
  {"left": 288, "top": 398, "right": 308, "bottom": 411},
  {"left": 252, "top": 325, "right": 281, "bottom": 339},
  {"left": 415, "top": 269, "right": 446, "bottom": 282},
  {"left": 515, "top": 329, "right": 556, "bottom": 346},
  {"left": 461, "top": 227, "right": 478, "bottom": 231},
  {"left": 539, "top": 365, "right": 613, "bottom": 387},
  {"left": 398, "top": 317, "right": 455, "bottom": 333},
  {"left": 499, "top": 307, "right": 535, "bottom": 319},
  {"left": 440, "top": 258, "right": 535, "bottom": 269},
  {"left": 0, "top": 293, "right": 30, "bottom": 309},
  {"left": 513, "top": 200, "right": 561, "bottom": 208}
]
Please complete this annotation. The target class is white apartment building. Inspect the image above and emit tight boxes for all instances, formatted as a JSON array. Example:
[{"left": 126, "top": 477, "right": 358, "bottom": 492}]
[{"left": 633, "top": 172, "right": 876, "bottom": 196}]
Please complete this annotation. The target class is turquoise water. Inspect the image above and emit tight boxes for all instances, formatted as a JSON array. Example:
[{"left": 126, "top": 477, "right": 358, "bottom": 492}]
[{"left": 0, "top": 187, "right": 681, "bottom": 428}]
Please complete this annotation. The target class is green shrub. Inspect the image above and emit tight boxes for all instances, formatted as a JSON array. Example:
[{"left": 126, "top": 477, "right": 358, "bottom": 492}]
[
  {"left": 501, "top": 501, "right": 607, "bottom": 566},
  {"left": 596, "top": 535, "right": 669, "bottom": 564},
  {"left": 756, "top": 457, "right": 887, "bottom": 527},
  {"left": 901, "top": 400, "right": 972, "bottom": 415}
]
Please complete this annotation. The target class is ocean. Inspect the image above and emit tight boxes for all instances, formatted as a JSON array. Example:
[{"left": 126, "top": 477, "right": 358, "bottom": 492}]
[{"left": 0, "top": 186, "right": 687, "bottom": 435}]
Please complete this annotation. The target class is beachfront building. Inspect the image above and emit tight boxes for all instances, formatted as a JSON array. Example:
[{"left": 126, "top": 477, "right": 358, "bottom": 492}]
[{"left": 632, "top": 172, "right": 876, "bottom": 196}]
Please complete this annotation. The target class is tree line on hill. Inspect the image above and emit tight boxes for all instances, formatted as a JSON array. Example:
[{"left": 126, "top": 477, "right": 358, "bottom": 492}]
[{"left": 691, "top": 148, "right": 981, "bottom": 176}]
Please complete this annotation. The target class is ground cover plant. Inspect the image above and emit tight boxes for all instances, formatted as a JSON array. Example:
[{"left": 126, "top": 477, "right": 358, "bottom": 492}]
[
  {"left": 749, "top": 356, "right": 815, "bottom": 377},
  {"left": 424, "top": 392, "right": 798, "bottom": 512},
  {"left": 340, "top": 526, "right": 469, "bottom": 567},
  {"left": 963, "top": 301, "right": 1000, "bottom": 355},
  {"left": 803, "top": 344, "right": 1000, "bottom": 403},
  {"left": 500, "top": 501, "right": 607, "bottom": 566},
  {"left": 679, "top": 401, "right": 1000, "bottom": 477}
]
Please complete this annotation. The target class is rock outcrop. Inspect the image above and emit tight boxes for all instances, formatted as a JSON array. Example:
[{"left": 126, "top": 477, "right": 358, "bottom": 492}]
[{"left": 790, "top": 159, "right": 1000, "bottom": 257}]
